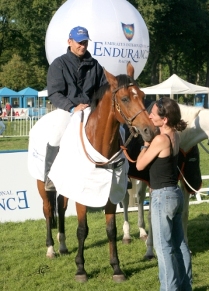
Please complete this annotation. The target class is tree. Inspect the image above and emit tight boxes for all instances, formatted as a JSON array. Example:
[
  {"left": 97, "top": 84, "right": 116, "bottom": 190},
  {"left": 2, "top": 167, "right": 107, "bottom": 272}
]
[
  {"left": 0, "top": 0, "right": 65, "bottom": 89},
  {"left": 128, "top": 0, "right": 209, "bottom": 86},
  {"left": 0, "top": 54, "right": 45, "bottom": 90}
]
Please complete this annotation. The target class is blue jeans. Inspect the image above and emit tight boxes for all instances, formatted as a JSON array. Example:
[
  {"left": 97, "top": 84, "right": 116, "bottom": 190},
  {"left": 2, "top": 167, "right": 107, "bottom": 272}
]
[
  {"left": 151, "top": 186, "right": 192, "bottom": 291},
  {"left": 0, "top": 120, "right": 5, "bottom": 135}
]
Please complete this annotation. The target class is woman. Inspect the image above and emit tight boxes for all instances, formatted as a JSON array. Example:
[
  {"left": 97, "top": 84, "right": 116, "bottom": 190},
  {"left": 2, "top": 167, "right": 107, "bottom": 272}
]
[{"left": 136, "top": 97, "right": 192, "bottom": 291}]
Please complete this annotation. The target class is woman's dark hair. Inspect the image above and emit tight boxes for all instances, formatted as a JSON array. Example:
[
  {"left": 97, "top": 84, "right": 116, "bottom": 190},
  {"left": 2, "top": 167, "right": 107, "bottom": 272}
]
[{"left": 156, "top": 97, "right": 187, "bottom": 131}]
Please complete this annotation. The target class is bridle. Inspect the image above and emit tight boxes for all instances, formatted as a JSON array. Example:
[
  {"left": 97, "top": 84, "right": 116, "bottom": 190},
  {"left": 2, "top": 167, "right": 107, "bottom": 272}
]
[
  {"left": 80, "top": 83, "right": 146, "bottom": 166},
  {"left": 112, "top": 83, "right": 146, "bottom": 134}
]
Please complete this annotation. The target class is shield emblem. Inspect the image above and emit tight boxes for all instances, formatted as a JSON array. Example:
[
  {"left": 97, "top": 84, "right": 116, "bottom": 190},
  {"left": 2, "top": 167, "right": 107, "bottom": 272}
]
[{"left": 121, "top": 23, "right": 134, "bottom": 41}]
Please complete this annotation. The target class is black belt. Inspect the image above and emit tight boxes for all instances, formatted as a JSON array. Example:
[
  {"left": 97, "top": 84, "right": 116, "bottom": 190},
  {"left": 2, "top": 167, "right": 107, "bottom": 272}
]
[{"left": 96, "top": 158, "right": 125, "bottom": 170}]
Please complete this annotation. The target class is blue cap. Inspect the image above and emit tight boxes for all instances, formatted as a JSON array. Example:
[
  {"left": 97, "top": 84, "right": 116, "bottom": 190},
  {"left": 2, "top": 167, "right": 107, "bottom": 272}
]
[{"left": 69, "top": 26, "right": 91, "bottom": 42}]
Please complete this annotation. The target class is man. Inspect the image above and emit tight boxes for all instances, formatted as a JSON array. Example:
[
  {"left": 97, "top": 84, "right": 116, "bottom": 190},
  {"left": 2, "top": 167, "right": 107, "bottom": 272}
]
[{"left": 45, "top": 26, "right": 106, "bottom": 191}]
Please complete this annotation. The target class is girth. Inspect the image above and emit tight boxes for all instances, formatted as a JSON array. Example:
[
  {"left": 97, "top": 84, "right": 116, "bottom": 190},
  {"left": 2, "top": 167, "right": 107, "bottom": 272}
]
[{"left": 96, "top": 158, "right": 125, "bottom": 170}]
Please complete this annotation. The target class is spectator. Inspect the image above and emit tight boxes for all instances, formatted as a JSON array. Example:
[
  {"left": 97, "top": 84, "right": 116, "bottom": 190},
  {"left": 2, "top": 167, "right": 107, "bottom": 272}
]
[
  {"left": 0, "top": 105, "right": 6, "bottom": 137},
  {"left": 5, "top": 102, "right": 12, "bottom": 116}
]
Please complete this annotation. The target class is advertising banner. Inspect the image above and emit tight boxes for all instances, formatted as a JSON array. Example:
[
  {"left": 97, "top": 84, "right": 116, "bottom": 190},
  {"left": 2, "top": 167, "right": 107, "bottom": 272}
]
[
  {"left": 0, "top": 151, "right": 76, "bottom": 223},
  {"left": 45, "top": 0, "right": 149, "bottom": 79}
]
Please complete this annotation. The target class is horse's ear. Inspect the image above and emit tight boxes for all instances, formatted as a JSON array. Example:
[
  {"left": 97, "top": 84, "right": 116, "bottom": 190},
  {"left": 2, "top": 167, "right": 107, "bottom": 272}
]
[
  {"left": 103, "top": 67, "right": 118, "bottom": 88},
  {"left": 127, "top": 62, "right": 134, "bottom": 79}
]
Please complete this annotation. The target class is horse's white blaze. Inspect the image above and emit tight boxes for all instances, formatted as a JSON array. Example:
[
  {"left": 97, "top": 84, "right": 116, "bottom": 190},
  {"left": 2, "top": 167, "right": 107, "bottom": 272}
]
[{"left": 131, "top": 88, "right": 137, "bottom": 96}]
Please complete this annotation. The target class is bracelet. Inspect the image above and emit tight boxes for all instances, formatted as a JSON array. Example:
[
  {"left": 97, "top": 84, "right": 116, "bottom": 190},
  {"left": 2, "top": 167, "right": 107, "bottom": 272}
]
[
  {"left": 69, "top": 107, "right": 75, "bottom": 113},
  {"left": 140, "top": 145, "right": 149, "bottom": 151}
]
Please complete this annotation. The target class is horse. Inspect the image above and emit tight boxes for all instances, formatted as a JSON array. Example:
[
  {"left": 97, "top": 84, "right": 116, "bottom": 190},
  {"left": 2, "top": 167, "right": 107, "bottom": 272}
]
[
  {"left": 121, "top": 104, "right": 209, "bottom": 259},
  {"left": 28, "top": 62, "right": 157, "bottom": 282}
]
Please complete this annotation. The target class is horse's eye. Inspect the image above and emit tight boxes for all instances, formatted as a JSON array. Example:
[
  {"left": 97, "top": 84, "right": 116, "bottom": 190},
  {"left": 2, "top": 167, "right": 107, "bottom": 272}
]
[{"left": 121, "top": 96, "right": 129, "bottom": 102}]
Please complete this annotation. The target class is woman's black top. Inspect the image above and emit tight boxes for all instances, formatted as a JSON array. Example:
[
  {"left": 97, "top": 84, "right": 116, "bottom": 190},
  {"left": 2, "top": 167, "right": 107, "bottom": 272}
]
[{"left": 149, "top": 134, "right": 178, "bottom": 189}]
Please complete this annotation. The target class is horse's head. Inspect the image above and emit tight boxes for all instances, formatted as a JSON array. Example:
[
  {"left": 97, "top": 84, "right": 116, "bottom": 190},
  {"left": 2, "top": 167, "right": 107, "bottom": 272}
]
[
  {"left": 104, "top": 62, "right": 157, "bottom": 142},
  {"left": 179, "top": 104, "right": 209, "bottom": 152}
]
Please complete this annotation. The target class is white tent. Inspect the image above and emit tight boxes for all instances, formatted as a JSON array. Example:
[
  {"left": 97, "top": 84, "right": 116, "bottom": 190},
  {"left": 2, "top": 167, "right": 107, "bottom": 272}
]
[
  {"left": 141, "top": 74, "right": 209, "bottom": 95},
  {"left": 38, "top": 89, "right": 48, "bottom": 97}
]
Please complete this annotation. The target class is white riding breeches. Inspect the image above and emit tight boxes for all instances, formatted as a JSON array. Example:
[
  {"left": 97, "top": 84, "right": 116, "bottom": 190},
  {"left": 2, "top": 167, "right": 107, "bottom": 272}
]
[{"left": 48, "top": 109, "right": 72, "bottom": 146}]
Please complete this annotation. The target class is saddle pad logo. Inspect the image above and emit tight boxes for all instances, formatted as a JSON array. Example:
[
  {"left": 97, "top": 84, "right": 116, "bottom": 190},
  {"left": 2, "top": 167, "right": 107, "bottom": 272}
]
[{"left": 121, "top": 23, "right": 134, "bottom": 41}]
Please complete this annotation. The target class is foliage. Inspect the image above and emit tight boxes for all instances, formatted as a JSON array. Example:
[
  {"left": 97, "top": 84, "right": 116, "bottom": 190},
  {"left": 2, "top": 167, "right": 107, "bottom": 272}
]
[
  {"left": 0, "top": 54, "right": 46, "bottom": 90},
  {"left": 0, "top": 0, "right": 209, "bottom": 89},
  {"left": 134, "top": 0, "right": 209, "bottom": 86},
  {"left": 0, "top": 0, "right": 65, "bottom": 90}
]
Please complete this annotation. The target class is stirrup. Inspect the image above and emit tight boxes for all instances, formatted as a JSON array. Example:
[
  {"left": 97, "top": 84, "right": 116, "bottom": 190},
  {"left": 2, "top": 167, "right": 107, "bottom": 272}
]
[{"left": 45, "top": 177, "right": 56, "bottom": 192}]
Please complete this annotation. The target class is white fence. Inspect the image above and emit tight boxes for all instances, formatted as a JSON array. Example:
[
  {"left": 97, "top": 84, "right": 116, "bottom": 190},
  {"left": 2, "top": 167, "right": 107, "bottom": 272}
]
[
  {"left": 116, "top": 176, "right": 209, "bottom": 213},
  {"left": 1, "top": 108, "right": 52, "bottom": 137}
]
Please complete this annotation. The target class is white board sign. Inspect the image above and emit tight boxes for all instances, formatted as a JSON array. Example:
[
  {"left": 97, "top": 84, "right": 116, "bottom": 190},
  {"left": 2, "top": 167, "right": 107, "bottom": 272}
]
[{"left": 0, "top": 151, "right": 77, "bottom": 223}]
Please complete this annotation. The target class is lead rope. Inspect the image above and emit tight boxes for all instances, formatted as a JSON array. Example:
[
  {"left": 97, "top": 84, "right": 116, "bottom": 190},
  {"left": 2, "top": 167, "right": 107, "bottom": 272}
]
[
  {"left": 120, "top": 133, "right": 137, "bottom": 163},
  {"left": 177, "top": 166, "right": 208, "bottom": 196},
  {"left": 199, "top": 141, "right": 209, "bottom": 154},
  {"left": 178, "top": 140, "right": 209, "bottom": 196}
]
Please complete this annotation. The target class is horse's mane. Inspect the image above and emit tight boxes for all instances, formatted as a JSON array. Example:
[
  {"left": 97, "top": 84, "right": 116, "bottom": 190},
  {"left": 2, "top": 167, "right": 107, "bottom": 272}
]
[
  {"left": 178, "top": 104, "right": 204, "bottom": 126},
  {"left": 90, "top": 74, "right": 137, "bottom": 112}
]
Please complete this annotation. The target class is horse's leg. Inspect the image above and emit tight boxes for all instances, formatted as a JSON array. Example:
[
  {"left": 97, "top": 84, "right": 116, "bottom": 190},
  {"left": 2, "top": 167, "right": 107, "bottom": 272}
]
[
  {"left": 105, "top": 199, "right": 125, "bottom": 282},
  {"left": 122, "top": 190, "right": 132, "bottom": 244},
  {"left": 75, "top": 203, "right": 89, "bottom": 283},
  {"left": 37, "top": 179, "right": 57, "bottom": 258},
  {"left": 137, "top": 180, "right": 148, "bottom": 240},
  {"left": 144, "top": 195, "right": 156, "bottom": 260},
  {"left": 180, "top": 180, "right": 190, "bottom": 245},
  {"left": 57, "top": 194, "right": 69, "bottom": 254}
]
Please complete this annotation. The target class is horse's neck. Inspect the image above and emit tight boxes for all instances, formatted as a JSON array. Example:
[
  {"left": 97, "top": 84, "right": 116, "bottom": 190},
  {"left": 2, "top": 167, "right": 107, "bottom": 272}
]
[
  {"left": 85, "top": 110, "right": 121, "bottom": 159},
  {"left": 179, "top": 107, "right": 209, "bottom": 152}
]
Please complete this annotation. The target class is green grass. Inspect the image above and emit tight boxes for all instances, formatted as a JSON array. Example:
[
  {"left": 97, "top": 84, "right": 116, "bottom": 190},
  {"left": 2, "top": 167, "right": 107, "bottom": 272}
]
[
  {"left": 0, "top": 204, "right": 209, "bottom": 290},
  {"left": 0, "top": 138, "right": 208, "bottom": 290},
  {"left": 0, "top": 137, "right": 29, "bottom": 151}
]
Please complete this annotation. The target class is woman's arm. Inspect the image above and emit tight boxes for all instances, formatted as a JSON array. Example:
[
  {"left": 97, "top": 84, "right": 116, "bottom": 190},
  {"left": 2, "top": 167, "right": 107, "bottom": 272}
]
[{"left": 136, "top": 134, "right": 169, "bottom": 171}]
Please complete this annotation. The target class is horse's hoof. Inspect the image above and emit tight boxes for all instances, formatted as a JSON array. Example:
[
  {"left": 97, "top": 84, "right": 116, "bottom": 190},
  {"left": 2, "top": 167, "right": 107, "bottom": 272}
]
[
  {"left": 75, "top": 274, "right": 88, "bottom": 283},
  {"left": 140, "top": 235, "right": 148, "bottom": 242},
  {"left": 113, "top": 274, "right": 126, "bottom": 283},
  {"left": 122, "top": 238, "right": 132, "bottom": 244},
  {"left": 143, "top": 254, "right": 156, "bottom": 260},
  {"left": 46, "top": 252, "right": 56, "bottom": 259},
  {"left": 58, "top": 249, "right": 69, "bottom": 255}
]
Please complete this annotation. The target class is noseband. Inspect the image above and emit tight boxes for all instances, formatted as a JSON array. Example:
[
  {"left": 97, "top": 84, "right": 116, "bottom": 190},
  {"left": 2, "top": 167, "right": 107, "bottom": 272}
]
[{"left": 112, "top": 83, "right": 146, "bottom": 128}]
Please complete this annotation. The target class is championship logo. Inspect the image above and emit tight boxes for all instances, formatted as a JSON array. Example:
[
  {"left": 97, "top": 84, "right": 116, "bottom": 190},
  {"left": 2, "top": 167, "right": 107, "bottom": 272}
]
[{"left": 121, "top": 23, "right": 134, "bottom": 41}]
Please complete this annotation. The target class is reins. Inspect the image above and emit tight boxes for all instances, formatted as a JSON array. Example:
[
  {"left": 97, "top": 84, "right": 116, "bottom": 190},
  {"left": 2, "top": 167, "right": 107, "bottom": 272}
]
[
  {"left": 79, "top": 82, "right": 145, "bottom": 166},
  {"left": 79, "top": 110, "right": 123, "bottom": 166}
]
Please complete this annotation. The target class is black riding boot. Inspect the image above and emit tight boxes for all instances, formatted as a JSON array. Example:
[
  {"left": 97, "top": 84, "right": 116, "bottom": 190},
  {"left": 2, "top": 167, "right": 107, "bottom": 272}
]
[{"left": 44, "top": 143, "right": 59, "bottom": 191}]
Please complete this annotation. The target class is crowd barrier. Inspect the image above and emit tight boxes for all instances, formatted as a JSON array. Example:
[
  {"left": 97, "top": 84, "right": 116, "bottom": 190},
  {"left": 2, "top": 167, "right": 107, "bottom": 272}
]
[
  {"left": 116, "top": 177, "right": 209, "bottom": 213},
  {"left": 1, "top": 151, "right": 208, "bottom": 222},
  {"left": 1, "top": 109, "right": 52, "bottom": 137},
  {"left": 0, "top": 151, "right": 77, "bottom": 223}
]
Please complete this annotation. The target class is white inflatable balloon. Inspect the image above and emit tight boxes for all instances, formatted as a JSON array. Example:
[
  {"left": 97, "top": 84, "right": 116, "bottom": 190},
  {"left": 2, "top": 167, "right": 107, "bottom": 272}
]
[{"left": 45, "top": 0, "right": 149, "bottom": 79}]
